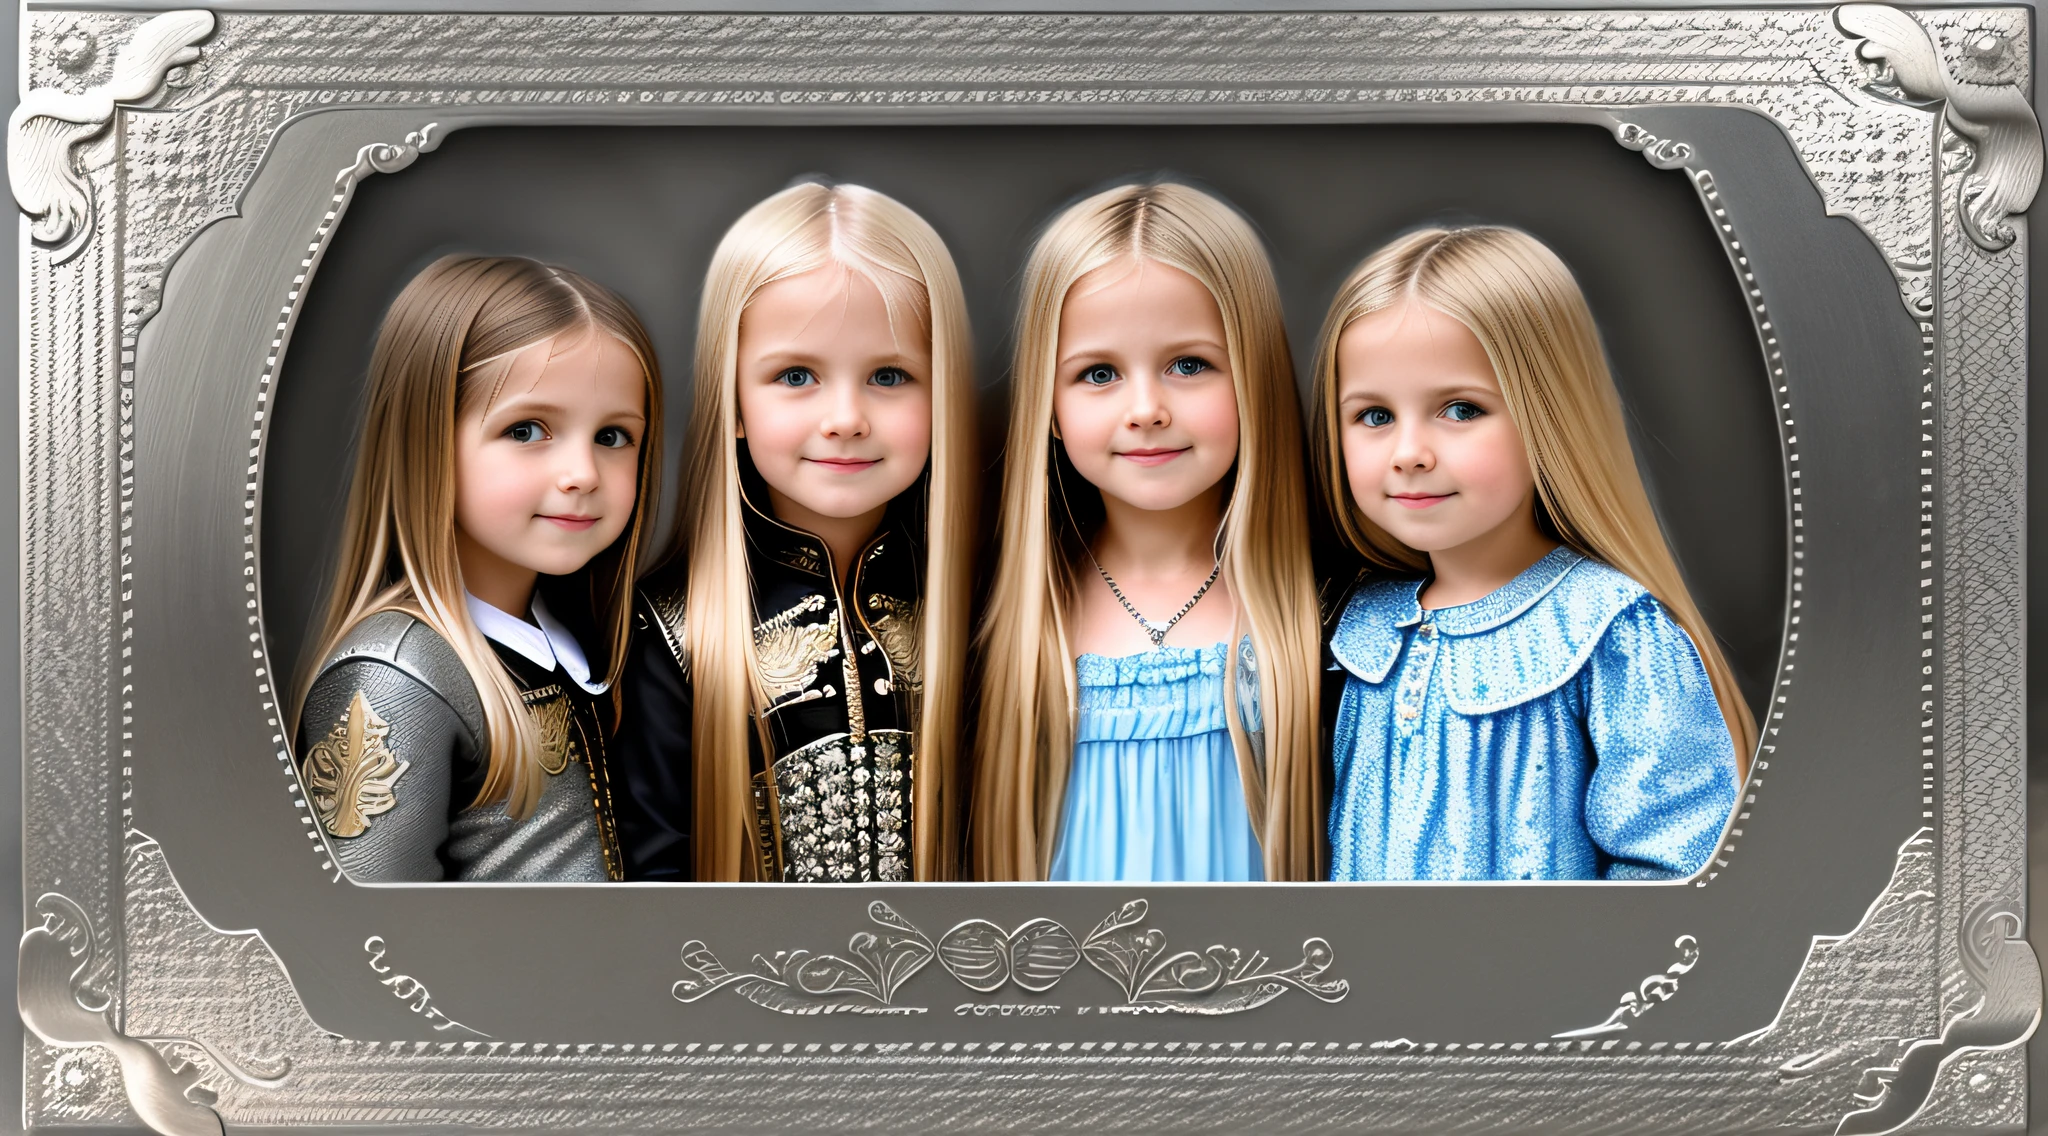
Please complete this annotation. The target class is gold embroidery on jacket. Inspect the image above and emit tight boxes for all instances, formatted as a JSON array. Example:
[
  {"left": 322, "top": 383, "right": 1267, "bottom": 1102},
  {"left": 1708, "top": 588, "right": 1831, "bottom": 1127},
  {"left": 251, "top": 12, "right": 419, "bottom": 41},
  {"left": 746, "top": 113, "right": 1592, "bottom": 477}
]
[
  {"left": 864, "top": 594, "right": 923, "bottom": 693},
  {"left": 753, "top": 594, "right": 839, "bottom": 703},
  {"left": 521, "top": 685, "right": 579, "bottom": 776},
  {"left": 302, "top": 690, "right": 411, "bottom": 838}
]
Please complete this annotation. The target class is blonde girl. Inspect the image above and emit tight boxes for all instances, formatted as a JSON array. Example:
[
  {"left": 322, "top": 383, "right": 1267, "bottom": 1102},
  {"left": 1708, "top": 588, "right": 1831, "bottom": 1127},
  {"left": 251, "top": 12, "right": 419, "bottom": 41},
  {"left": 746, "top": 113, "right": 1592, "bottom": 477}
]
[
  {"left": 1314, "top": 225, "right": 1751, "bottom": 882},
  {"left": 294, "top": 255, "right": 663, "bottom": 882},
  {"left": 613, "top": 182, "right": 975, "bottom": 883},
  {"left": 973, "top": 181, "right": 1323, "bottom": 883}
]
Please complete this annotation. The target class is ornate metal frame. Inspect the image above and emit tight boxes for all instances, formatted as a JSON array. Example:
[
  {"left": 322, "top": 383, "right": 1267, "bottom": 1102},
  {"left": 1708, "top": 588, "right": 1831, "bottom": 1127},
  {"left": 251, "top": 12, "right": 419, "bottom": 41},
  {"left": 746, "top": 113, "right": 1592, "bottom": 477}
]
[{"left": 10, "top": 3, "right": 2042, "bottom": 1131}]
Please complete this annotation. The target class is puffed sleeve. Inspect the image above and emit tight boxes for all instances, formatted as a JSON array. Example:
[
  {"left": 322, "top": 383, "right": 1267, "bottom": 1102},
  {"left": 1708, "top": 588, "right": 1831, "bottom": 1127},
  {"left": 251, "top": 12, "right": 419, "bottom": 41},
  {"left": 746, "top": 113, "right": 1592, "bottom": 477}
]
[
  {"left": 610, "top": 604, "right": 695, "bottom": 881},
  {"left": 1580, "top": 596, "right": 1740, "bottom": 880},
  {"left": 298, "top": 657, "right": 468, "bottom": 882}
]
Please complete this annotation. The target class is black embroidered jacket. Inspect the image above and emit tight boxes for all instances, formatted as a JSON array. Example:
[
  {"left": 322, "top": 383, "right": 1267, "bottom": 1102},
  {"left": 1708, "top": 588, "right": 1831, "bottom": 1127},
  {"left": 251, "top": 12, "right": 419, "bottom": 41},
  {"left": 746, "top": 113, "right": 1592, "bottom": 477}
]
[{"left": 612, "top": 483, "right": 925, "bottom": 882}]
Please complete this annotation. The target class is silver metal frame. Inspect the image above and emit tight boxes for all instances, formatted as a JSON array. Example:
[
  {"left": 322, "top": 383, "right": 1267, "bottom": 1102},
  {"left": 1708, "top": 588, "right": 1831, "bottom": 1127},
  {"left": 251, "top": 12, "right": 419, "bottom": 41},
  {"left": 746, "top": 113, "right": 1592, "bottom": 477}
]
[{"left": 10, "top": 4, "right": 2042, "bottom": 1131}]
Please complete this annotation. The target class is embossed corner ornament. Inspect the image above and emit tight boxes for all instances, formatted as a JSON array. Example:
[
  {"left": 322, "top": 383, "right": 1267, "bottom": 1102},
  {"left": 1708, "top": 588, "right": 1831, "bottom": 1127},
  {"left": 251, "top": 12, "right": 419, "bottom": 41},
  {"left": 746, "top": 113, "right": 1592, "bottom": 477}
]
[
  {"left": 675, "top": 899, "right": 1347, "bottom": 1016},
  {"left": 7, "top": 10, "right": 214, "bottom": 264},
  {"left": 19, "top": 894, "right": 225, "bottom": 1136},
  {"left": 1835, "top": 898, "right": 2042, "bottom": 1136},
  {"left": 1836, "top": 3, "right": 2043, "bottom": 253}
]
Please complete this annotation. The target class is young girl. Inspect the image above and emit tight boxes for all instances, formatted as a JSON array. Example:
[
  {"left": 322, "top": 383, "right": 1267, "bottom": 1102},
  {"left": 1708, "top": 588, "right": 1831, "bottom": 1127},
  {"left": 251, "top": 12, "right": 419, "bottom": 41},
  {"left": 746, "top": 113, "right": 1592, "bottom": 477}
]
[
  {"left": 1314, "top": 226, "right": 1752, "bottom": 882},
  {"left": 973, "top": 181, "right": 1322, "bottom": 883},
  {"left": 613, "top": 182, "right": 975, "bottom": 883},
  {"left": 293, "top": 255, "right": 663, "bottom": 882}
]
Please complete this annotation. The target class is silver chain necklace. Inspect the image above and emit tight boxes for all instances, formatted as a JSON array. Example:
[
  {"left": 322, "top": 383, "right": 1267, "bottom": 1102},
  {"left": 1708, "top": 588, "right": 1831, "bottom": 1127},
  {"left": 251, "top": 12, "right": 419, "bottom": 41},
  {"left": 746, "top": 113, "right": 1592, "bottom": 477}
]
[{"left": 1089, "top": 552, "right": 1222, "bottom": 649}]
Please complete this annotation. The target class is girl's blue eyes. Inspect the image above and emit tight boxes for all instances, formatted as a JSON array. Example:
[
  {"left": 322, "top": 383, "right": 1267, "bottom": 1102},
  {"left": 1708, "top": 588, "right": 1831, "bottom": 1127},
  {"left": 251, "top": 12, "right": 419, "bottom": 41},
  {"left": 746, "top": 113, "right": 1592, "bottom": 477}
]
[
  {"left": 1355, "top": 401, "right": 1487, "bottom": 427},
  {"left": 1077, "top": 357, "right": 1211, "bottom": 386},
  {"left": 775, "top": 367, "right": 914, "bottom": 388},
  {"left": 505, "top": 420, "right": 634, "bottom": 448}
]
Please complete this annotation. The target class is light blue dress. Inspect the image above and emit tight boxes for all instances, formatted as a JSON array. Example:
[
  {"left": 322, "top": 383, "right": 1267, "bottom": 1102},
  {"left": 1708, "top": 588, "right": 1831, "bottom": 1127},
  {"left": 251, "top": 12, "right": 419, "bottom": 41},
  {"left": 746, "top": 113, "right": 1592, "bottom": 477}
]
[
  {"left": 1048, "top": 641, "right": 1265, "bottom": 882},
  {"left": 1327, "top": 547, "right": 1739, "bottom": 882}
]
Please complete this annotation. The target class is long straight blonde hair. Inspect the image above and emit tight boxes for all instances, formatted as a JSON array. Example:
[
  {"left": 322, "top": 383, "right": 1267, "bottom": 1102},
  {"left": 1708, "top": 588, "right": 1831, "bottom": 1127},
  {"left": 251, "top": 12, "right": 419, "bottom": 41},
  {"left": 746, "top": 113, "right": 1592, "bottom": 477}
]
[
  {"left": 972, "top": 181, "right": 1323, "bottom": 882},
  {"left": 295, "top": 255, "right": 664, "bottom": 820},
  {"left": 675, "top": 182, "right": 976, "bottom": 882},
  {"left": 1309, "top": 226, "right": 1757, "bottom": 772}
]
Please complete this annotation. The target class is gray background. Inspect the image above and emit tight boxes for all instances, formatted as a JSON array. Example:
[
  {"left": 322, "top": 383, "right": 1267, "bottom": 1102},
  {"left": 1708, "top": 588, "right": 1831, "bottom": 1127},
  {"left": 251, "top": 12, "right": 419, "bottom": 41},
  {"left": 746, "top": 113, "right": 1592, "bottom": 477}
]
[
  {"left": 264, "top": 121, "right": 1786, "bottom": 720},
  {"left": 4, "top": 0, "right": 2045, "bottom": 1129}
]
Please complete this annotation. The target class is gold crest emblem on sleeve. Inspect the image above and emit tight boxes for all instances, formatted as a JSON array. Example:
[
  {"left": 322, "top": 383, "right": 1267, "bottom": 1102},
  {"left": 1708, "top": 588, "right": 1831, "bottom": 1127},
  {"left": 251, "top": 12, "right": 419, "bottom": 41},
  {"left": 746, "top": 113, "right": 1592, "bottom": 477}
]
[{"left": 302, "top": 689, "right": 411, "bottom": 838}]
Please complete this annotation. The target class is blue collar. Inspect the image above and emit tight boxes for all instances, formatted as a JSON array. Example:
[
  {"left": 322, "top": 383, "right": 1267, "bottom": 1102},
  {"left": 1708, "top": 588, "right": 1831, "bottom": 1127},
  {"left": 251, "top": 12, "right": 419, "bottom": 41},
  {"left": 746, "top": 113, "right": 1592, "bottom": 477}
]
[{"left": 1329, "top": 547, "right": 1589, "bottom": 685}]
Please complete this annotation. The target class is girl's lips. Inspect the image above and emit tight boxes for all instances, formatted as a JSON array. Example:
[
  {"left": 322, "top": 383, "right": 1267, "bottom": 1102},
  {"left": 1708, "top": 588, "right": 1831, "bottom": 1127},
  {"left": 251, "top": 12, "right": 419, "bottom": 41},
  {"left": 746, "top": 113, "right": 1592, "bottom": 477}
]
[
  {"left": 1389, "top": 493, "right": 1453, "bottom": 510},
  {"left": 541, "top": 514, "right": 600, "bottom": 531},
  {"left": 1117, "top": 447, "right": 1188, "bottom": 467},
  {"left": 807, "top": 457, "right": 881, "bottom": 473}
]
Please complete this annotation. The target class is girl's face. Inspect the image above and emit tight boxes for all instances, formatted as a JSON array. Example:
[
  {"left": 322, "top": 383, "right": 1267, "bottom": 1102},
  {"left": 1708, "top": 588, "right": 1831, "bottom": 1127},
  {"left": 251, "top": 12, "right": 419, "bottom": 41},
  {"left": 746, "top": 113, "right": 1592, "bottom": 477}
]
[
  {"left": 454, "top": 330, "right": 646, "bottom": 607},
  {"left": 1336, "top": 300, "right": 1538, "bottom": 557},
  {"left": 735, "top": 266, "right": 934, "bottom": 532},
  {"left": 1051, "top": 259, "right": 1240, "bottom": 513}
]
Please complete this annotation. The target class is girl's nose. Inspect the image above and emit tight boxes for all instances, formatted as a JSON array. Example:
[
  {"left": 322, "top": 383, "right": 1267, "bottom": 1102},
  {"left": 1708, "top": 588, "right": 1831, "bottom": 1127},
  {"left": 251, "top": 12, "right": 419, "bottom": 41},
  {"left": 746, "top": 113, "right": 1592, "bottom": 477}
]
[
  {"left": 556, "top": 441, "right": 600, "bottom": 493},
  {"left": 1390, "top": 422, "right": 1435, "bottom": 473},
  {"left": 819, "top": 379, "right": 871, "bottom": 439},
  {"left": 1125, "top": 373, "right": 1172, "bottom": 430}
]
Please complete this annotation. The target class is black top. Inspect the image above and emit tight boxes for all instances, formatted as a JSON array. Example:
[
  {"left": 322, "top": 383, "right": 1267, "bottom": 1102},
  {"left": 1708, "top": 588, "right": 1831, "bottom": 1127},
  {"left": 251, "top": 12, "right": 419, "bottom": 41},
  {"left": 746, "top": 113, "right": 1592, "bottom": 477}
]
[{"left": 611, "top": 465, "right": 926, "bottom": 881}]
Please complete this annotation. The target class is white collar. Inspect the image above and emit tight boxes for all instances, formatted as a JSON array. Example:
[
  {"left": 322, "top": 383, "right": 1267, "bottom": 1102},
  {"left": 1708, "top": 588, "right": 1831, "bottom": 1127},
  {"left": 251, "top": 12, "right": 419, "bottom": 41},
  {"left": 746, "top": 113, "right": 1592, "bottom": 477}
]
[{"left": 465, "top": 591, "right": 609, "bottom": 695}]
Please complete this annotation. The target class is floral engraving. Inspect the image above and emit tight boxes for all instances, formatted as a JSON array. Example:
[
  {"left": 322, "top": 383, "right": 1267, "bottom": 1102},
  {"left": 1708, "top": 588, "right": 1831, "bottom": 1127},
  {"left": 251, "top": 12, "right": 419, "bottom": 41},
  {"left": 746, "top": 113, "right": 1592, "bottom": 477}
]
[
  {"left": 1077, "top": 899, "right": 1349, "bottom": 1014},
  {"left": 1552, "top": 935, "right": 1701, "bottom": 1038},
  {"left": 674, "top": 900, "right": 934, "bottom": 1014}
]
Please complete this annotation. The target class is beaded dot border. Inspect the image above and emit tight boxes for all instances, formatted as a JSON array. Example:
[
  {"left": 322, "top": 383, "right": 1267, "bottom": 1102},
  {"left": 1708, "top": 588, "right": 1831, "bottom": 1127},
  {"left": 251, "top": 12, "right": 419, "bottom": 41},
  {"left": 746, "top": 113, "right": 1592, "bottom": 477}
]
[
  {"left": 1689, "top": 169, "right": 1794, "bottom": 886},
  {"left": 244, "top": 124, "right": 445, "bottom": 885}
]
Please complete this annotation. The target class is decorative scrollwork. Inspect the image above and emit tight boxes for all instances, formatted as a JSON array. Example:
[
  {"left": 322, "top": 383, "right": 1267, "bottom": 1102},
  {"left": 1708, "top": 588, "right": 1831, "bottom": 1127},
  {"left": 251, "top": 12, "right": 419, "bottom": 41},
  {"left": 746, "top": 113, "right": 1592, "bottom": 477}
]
[
  {"left": 1836, "top": 3, "right": 2043, "bottom": 252},
  {"left": 362, "top": 936, "right": 489, "bottom": 1038},
  {"left": 674, "top": 898, "right": 1345, "bottom": 1015},
  {"left": 18, "top": 892, "right": 226, "bottom": 1136},
  {"left": 337, "top": 122, "right": 443, "bottom": 188},
  {"left": 1078, "top": 899, "right": 1349, "bottom": 1014},
  {"left": 1552, "top": 935, "right": 1701, "bottom": 1038},
  {"left": 1613, "top": 123, "right": 1694, "bottom": 170},
  {"left": 7, "top": 10, "right": 214, "bottom": 263},
  {"left": 674, "top": 900, "right": 934, "bottom": 1014}
]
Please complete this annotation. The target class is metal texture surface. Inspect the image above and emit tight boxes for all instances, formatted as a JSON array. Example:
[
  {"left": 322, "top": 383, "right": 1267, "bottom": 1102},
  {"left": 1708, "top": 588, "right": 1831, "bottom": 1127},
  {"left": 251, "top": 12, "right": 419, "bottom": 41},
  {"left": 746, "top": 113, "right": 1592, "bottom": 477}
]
[{"left": 7, "top": 3, "right": 2036, "bottom": 1131}]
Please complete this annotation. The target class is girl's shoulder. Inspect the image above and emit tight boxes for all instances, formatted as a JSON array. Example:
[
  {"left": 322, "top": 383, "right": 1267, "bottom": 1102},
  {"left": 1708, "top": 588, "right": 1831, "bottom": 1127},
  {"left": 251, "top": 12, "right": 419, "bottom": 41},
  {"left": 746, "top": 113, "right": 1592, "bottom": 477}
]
[
  {"left": 1330, "top": 549, "right": 1674, "bottom": 714},
  {"left": 306, "top": 610, "right": 486, "bottom": 744}
]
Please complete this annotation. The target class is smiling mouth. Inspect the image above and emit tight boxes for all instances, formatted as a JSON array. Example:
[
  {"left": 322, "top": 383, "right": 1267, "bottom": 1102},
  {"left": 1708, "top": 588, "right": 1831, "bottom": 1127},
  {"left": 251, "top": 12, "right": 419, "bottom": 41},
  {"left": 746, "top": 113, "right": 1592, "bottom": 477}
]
[
  {"left": 1388, "top": 493, "right": 1454, "bottom": 510},
  {"left": 1117, "top": 447, "right": 1188, "bottom": 467},
  {"left": 807, "top": 457, "right": 881, "bottom": 473},
  {"left": 540, "top": 514, "right": 600, "bottom": 531}
]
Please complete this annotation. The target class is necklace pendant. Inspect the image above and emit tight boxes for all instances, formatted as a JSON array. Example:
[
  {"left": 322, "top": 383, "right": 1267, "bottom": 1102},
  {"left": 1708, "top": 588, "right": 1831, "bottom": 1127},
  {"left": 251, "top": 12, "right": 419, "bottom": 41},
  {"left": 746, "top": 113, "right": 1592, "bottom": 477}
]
[{"left": 1146, "top": 624, "right": 1168, "bottom": 648}]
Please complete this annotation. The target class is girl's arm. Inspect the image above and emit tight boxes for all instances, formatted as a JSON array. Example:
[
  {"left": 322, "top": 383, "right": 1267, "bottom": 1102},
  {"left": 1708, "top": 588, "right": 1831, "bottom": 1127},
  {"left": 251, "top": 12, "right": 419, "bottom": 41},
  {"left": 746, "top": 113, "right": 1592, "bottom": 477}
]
[
  {"left": 1581, "top": 596, "right": 1741, "bottom": 881},
  {"left": 298, "top": 656, "right": 464, "bottom": 882}
]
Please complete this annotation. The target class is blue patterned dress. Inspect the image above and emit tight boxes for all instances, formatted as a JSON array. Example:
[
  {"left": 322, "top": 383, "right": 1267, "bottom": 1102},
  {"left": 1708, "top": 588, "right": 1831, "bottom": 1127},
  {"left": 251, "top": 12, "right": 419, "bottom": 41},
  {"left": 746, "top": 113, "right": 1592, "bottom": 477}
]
[
  {"left": 1327, "top": 547, "right": 1739, "bottom": 881},
  {"left": 1048, "top": 642, "right": 1265, "bottom": 882}
]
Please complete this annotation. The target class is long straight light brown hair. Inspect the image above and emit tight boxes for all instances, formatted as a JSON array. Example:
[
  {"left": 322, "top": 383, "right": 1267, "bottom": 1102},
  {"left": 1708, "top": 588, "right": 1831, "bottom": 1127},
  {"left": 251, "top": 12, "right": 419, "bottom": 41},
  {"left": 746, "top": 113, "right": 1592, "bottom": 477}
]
[
  {"left": 674, "top": 182, "right": 976, "bottom": 882},
  {"left": 1308, "top": 226, "right": 1757, "bottom": 773},
  {"left": 972, "top": 181, "right": 1323, "bottom": 882},
  {"left": 295, "top": 255, "right": 664, "bottom": 820}
]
